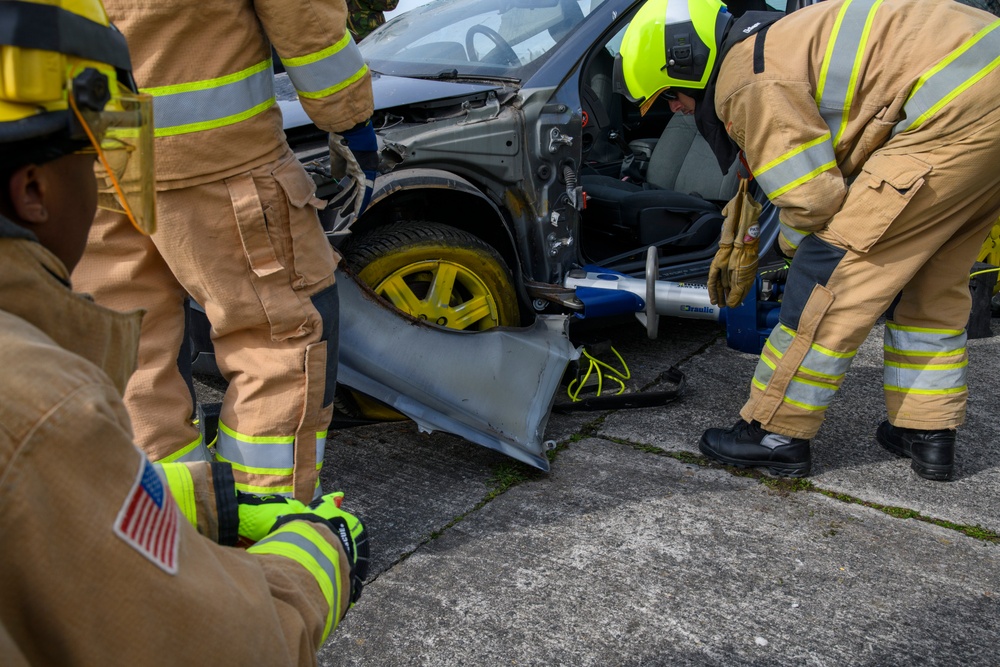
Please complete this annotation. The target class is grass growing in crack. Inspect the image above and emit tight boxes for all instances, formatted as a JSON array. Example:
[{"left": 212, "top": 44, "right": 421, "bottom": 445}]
[
  {"left": 722, "top": 463, "right": 1000, "bottom": 544},
  {"left": 424, "top": 461, "right": 542, "bottom": 542},
  {"left": 610, "top": 435, "right": 999, "bottom": 544}
]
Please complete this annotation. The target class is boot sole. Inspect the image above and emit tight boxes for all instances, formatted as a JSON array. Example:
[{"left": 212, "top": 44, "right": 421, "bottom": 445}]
[
  {"left": 698, "top": 438, "right": 811, "bottom": 478},
  {"left": 875, "top": 431, "right": 953, "bottom": 481}
]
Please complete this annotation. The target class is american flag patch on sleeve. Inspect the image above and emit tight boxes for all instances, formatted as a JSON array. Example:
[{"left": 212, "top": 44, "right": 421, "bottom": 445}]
[{"left": 114, "top": 456, "right": 180, "bottom": 575}]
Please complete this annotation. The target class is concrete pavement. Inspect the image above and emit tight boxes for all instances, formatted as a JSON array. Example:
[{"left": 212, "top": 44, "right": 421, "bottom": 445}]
[{"left": 204, "top": 314, "right": 1000, "bottom": 665}]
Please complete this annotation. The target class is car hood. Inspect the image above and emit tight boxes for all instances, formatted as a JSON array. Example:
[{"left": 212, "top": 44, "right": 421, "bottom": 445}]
[{"left": 278, "top": 72, "right": 505, "bottom": 131}]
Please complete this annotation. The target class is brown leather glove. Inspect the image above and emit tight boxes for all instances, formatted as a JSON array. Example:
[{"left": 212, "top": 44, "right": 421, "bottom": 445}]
[
  {"left": 725, "top": 178, "right": 763, "bottom": 307},
  {"left": 707, "top": 190, "right": 738, "bottom": 307}
]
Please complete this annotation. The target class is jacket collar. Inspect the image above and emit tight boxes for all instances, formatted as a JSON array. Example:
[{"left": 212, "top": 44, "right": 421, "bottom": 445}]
[
  {"left": 0, "top": 217, "right": 143, "bottom": 395},
  {"left": 697, "top": 10, "right": 785, "bottom": 172}
]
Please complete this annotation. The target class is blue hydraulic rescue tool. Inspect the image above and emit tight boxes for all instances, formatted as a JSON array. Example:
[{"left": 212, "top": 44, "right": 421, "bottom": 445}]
[{"left": 563, "top": 247, "right": 783, "bottom": 355}]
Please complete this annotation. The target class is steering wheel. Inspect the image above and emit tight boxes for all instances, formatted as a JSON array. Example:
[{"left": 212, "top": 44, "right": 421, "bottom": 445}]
[{"left": 465, "top": 25, "right": 519, "bottom": 66}]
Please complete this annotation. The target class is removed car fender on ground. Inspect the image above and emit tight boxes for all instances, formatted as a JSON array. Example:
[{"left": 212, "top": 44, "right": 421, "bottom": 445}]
[{"left": 336, "top": 268, "right": 579, "bottom": 470}]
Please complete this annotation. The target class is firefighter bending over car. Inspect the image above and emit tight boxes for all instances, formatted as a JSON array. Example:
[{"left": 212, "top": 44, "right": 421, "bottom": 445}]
[
  {"left": 72, "top": 0, "right": 380, "bottom": 502},
  {"left": 616, "top": 0, "right": 1000, "bottom": 480},
  {"left": 0, "top": 0, "right": 368, "bottom": 662}
]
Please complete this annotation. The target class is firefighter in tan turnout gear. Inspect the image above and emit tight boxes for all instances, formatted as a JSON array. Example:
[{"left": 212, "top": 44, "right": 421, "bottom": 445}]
[
  {"left": 73, "top": 0, "right": 378, "bottom": 502},
  {"left": 0, "top": 1, "right": 368, "bottom": 662},
  {"left": 616, "top": 0, "right": 1000, "bottom": 480}
]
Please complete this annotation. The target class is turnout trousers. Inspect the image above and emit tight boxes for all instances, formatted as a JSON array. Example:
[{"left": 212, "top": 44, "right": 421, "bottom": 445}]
[
  {"left": 741, "top": 106, "right": 1000, "bottom": 440},
  {"left": 75, "top": 149, "right": 339, "bottom": 502}
]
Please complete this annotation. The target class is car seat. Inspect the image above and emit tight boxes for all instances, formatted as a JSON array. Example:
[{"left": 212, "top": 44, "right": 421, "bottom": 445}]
[
  {"left": 581, "top": 46, "right": 624, "bottom": 165},
  {"left": 581, "top": 113, "right": 739, "bottom": 252}
]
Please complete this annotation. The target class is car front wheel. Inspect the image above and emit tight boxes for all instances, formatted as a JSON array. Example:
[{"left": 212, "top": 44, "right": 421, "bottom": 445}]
[{"left": 343, "top": 221, "right": 520, "bottom": 330}]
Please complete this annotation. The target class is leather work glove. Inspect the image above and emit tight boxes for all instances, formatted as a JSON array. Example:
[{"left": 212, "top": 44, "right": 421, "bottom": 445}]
[
  {"left": 270, "top": 492, "right": 370, "bottom": 608},
  {"left": 706, "top": 186, "right": 739, "bottom": 306},
  {"left": 725, "top": 177, "right": 763, "bottom": 308},
  {"left": 328, "top": 119, "right": 378, "bottom": 227}
]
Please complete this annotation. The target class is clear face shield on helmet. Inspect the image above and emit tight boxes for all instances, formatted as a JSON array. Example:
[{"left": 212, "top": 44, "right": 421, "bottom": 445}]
[
  {"left": 68, "top": 68, "right": 156, "bottom": 235},
  {"left": 0, "top": 0, "right": 156, "bottom": 235}
]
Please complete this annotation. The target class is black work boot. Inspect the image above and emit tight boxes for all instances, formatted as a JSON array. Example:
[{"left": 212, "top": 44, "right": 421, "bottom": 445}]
[
  {"left": 699, "top": 419, "right": 811, "bottom": 477},
  {"left": 875, "top": 421, "right": 955, "bottom": 481}
]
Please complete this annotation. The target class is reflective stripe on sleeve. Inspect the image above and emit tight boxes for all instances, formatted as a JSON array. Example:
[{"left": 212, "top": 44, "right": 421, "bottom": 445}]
[
  {"left": 893, "top": 20, "right": 1000, "bottom": 137},
  {"left": 143, "top": 60, "right": 276, "bottom": 137},
  {"left": 153, "top": 462, "right": 198, "bottom": 529},
  {"left": 815, "top": 0, "right": 883, "bottom": 146},
  {"left": 753, "top": 133, "right": 837, "bottom": 199},
  {"left": 779, "top": 222, "right": 810, "bottom": 250},
  {"left": 281, "top": 34, "right": 369, "bottom": 100},
  {"left": 247, "top": 522, "right": 342, "bottom": 641}
]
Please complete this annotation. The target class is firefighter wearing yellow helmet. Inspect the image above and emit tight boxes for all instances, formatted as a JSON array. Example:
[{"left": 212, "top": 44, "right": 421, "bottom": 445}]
[
  {"left": 71, "top": 0, "right": 377, "bottom": 502},
  {"left": 616, "top": 0, "right": 1000, "bottom": 481},
  {"left": 0, "top": 0, "right": 368, "bottom": 662}
]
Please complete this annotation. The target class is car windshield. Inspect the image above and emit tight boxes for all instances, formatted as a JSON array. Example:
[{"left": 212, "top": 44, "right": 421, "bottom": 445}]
[{"left": 361, "top": 0, "right": 607, "bottom": 80}]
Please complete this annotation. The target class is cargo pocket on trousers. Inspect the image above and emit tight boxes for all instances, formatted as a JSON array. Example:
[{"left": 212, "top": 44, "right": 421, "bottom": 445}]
[
  {"left": 227, "top": 170, "right": 305, "bottom": 341},
  {"left": 272, "top": 155, "right": 338, "bottom": 289},
  {"left": 827, "top": 153, "right": 931, "bottom": 254}
]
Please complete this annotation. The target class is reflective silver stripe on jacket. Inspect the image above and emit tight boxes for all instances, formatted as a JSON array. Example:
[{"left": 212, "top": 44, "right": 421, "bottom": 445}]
[
  {"left": 892, "top": 20, "right": 1000, "bottom": 138},
  {"left": 282, "top": 37, "right": 367, "bottom": 98},
  {"left": 145, "top": 62, "right": 276, "bottom": 137},
  {"left": 754, "top": 134, "right": 837, "bottom": 200},
  {"left": 779, "top": 221, "right": 810, "bottom": 249},
  {"left": 249, "top": 526, "right": 339, "bottom": 633},
  {"left": 815, "top": 0, "right": 882, "bottom": 147}
]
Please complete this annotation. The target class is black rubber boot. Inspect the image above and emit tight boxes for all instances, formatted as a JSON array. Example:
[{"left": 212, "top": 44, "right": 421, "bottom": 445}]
[
  {"left": 699, "top": 419, "right": 811, "bottom": 478},
  {"left": 876, "top": 421, "right": 955, "bottom": 481}
]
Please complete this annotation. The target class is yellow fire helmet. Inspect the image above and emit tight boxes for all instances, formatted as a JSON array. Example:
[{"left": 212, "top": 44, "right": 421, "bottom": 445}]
[
  {"left": 613, "top": 0, "right": 731, "bottom": 115},
  {"left": 0, "top": 0, "right": 155, "bottom": 234}
]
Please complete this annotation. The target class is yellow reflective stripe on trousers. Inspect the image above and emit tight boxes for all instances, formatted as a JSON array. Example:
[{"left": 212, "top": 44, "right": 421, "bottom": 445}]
[
  {"left": 215, "top": 421, "right": 327, "bottom": 478},
  {"left": 815, "top": 0, "right": 883, "bottom": 147},
  {"left": 281, "top": 34, "right": 369, "bottom": 100},
  {"left": 752, "top": 324, "right": 854, "bottom": 411},
  {"left": 317, "top": 431, "right": 327, "bottom": 472},
  {"left": 884, "top": 323, "right": 968, "bottom": 395},
  {"left": 215, "top": 420, "right": 295, "bottom": 476},
  {"left": 752, "top": 325, "right": 794, "bottom": 388},
  {"left": 753, "top": 133, "right": 837, "bottom": 200},
  {"left": 893, "top": 20, "right": 1000, "bottom": 138},
  {"left": 152, "top": 462, "right": 198, "bottom": 529},
  {"left": 247, "top": 523, "right": 341, "bottom": 640},
  {"left": 884, "top": 322, "right": 967, "bottom": 354},
  {"left": 158, "top": 433, "right": 209, "bottom": 463},
  {"left": 142, "top": 60, "right": 276, "bottom": 137}
]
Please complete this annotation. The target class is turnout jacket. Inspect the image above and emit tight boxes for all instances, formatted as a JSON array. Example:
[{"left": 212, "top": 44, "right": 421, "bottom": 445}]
[
  {"left": 107, "top": 0, "right": 374, "bottom": 187},
  {"left": 714, "top": 0, "right": 1000, "bottom": 248},
  {"left": 0, "top": 219, "right": 351, "bottom": 666}
]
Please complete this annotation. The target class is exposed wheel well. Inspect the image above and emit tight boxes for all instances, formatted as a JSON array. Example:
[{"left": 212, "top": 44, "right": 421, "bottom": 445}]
[{"left": 335, "top": 185, "right": 519, "bottom": 279}]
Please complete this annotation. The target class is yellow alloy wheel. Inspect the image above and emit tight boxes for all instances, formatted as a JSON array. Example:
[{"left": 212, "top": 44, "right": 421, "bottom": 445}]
[
  {"left": 348, "top": 222, "right": 520, "bottom": 330},
  {"left": 337, "top": 221, "right": 520, "bottom": 420}
]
